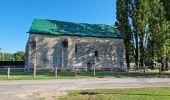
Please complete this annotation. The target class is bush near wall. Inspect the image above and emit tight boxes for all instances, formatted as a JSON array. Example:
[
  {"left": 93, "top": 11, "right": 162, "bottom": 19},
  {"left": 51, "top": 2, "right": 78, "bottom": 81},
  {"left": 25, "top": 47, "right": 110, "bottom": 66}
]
[{"left": 0, "top": 61, "right": 24, "bottom": 68}]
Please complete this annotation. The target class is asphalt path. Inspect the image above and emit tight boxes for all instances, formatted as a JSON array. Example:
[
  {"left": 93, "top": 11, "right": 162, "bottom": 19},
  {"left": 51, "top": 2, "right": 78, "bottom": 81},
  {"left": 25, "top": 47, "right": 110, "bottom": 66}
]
[{"left": 0, "top": 78, "right": 170, "bottom": 100}]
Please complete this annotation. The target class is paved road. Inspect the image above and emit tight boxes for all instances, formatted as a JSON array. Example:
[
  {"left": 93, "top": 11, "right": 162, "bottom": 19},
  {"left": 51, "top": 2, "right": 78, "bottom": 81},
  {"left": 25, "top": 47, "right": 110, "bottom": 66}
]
[{"left": 0, "top": 78, "right": 170, "bottom": 100}]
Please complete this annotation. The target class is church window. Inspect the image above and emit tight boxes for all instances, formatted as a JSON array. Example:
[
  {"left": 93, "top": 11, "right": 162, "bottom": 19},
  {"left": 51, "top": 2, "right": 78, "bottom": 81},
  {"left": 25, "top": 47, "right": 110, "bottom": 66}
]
[
  {"left": 75, "top": 44, "right": 77, "bottom": 53},
  {"left": 95, "top": 51, "right": 98, "bottom": 58},
  {"left": 62, "top": 40, "right": 68, "bottom": 48},
  {"left": 30, "top": 40, "right": 36, "bottom": 50}
]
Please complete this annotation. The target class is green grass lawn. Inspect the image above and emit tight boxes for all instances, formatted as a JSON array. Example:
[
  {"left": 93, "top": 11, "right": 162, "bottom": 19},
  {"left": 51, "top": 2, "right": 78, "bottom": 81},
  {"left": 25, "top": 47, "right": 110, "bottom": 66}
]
[
  {"left": 0, "top": 70, "right": 169, "bottom": 80},
  {"left": 58, "top": 87, "right": 170, "bottom": 100}
]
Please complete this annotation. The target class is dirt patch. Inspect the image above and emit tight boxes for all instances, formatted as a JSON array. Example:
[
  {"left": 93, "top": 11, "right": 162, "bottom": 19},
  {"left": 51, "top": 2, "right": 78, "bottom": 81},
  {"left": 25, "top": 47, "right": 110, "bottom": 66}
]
[{"left": 15, "top": 90, "right": 68, "bottom": 100}]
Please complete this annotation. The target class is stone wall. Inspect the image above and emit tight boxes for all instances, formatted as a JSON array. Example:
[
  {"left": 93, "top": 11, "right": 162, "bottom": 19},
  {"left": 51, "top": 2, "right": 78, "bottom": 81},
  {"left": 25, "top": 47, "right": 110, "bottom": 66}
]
[{"left": 25, "top": 34, "right": 125, "bottom": 69}]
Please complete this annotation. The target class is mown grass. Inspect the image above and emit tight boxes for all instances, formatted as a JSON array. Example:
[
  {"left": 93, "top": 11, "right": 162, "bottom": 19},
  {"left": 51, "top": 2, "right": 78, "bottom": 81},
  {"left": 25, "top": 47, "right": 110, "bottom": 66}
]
[
  {"left": 58, "top": 87, "right": 170, "bottom": 100},
  {"left": 0, "top": 70, "right": 169, "bottom": 80}
]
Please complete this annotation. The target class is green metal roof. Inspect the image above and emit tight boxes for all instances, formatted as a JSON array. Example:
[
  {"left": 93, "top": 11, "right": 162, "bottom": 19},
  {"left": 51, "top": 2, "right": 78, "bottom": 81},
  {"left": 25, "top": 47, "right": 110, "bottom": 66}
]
[{"left": 28, "top": 18, "right": 123, "bottom": 38}]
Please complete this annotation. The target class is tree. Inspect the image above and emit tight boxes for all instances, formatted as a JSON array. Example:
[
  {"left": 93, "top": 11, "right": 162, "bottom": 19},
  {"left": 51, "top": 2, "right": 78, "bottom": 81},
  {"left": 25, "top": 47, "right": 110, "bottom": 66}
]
[
  {"left": 128, "top": 0, "right": 150, "bottom": 68},
  {"left": 14, "top": 51, "right": 25, "bottom": 61},
  {"left": 128, "top": 0, "right": 139, "bottom": 68},
  {"left": 116, "top": 0, "right": 132, "bottom": 69},
  {"left": 161, "top": 0, "right": 170, "bottom": 21},
  {"left": 146, "top": 0, "right": 168, "bottom": 70},
  {"left": 135, "top": 0, "right": 149, "bottom": 68},
  {"left": 117, "top": 0, "right": 169, "bottom": 70},
  {"left": 161, "top": 0, "right": 170, "bottom": 71}
]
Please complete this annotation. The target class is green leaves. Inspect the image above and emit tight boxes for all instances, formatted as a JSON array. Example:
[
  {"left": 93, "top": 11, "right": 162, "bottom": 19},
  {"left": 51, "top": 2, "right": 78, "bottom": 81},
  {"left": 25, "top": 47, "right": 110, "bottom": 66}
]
[
  {"left": 14, "top": 51, "right": 25, "bottom": 61},
  {"left": 116, "top": 0, "right": 170, "bottom": 68}
]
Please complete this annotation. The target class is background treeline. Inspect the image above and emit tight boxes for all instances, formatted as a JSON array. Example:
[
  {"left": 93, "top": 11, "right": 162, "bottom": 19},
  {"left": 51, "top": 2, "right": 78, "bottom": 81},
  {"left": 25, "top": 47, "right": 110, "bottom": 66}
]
[
  {"left": 0, "top": 51, "right": 25, "bottom": 67},
  {"left": 116, "top": 0, "right": 170, "bottom": 71},
  {"left": 0, "top": 51, "right": 25, "bottom": 61}
]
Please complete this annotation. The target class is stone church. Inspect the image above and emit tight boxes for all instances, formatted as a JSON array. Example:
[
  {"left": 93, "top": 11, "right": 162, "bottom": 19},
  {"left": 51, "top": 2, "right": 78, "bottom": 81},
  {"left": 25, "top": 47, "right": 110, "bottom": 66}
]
[{"left": 25, "top": 18, "right": 124, "bottom": 70}]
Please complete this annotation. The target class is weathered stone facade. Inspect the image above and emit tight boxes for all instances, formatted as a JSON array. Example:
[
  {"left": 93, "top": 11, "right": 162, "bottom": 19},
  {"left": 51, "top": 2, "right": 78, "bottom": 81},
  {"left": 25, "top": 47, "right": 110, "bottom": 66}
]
[{"left": 25, "top": 34, "right": 124, "bottom": 69}]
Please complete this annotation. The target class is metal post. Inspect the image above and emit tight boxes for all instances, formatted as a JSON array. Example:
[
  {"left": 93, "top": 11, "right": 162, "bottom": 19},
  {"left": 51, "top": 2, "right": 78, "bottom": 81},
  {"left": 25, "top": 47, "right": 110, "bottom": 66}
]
[
  {"left": 33, "top": 39, "right": 37, "bottom": 79},
  {"left": 111, "top": 67, "right": 113, "bottom": 76},
  {"left": 2, "top": 51, "right": 4, "bottom": 61},
  {"left": 159, "top": 67, "right": 161, "bottom": 76},
  {"left": 55, "top": 67, "right": 58, "bottom": 77},
  {"left": 33, "top": 67, "right": 36, "bottom": 78},
  {"left": 7, "top": 67, "right": 10, "bottom": 79},
  {"left": 144, "top": 67, "right": 146, "bottom": 77},
  {"left": 75, "top": 67, "right": 77, "bottom": 77},
  {"left": 0, "top": 48, "right": 1, "bottom": 61},
  {"left": 93, "top": 65, "right": 95, "bottom": 77}
]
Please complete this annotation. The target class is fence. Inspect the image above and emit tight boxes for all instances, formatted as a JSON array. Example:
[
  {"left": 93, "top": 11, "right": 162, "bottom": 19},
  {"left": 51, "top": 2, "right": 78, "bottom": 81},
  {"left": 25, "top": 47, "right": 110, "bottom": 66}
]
[{"left": 0, "top": 67, "right": 169, "bottom": 79}]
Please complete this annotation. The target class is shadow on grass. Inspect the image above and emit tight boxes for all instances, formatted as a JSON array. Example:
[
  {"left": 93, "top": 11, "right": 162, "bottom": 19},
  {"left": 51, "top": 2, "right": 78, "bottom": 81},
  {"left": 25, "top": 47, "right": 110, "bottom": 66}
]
[{"left": 99, "top": 92, "right": 170, "bottom": 97}]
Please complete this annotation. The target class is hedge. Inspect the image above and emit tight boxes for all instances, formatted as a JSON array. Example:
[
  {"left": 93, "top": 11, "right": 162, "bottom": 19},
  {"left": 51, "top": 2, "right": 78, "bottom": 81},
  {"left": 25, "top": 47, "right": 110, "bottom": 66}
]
[{"left": 0, "top": 61, "right": 24, "bottom": 67}]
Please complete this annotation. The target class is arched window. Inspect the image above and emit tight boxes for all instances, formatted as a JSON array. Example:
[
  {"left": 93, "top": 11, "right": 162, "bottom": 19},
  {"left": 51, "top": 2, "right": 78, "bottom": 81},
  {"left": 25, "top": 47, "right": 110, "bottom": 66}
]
[
  {"left": 94, "top": 51, "right": 98, "bottom": 58},
  {"left": 62, "top": 40, "right": 68, "bottom": 48},
  {"left": 30, "top": 40, "right": 36, "bottom": 50},
  {"left": 75, "top": 44, "right": 77, "bottom": 53}
]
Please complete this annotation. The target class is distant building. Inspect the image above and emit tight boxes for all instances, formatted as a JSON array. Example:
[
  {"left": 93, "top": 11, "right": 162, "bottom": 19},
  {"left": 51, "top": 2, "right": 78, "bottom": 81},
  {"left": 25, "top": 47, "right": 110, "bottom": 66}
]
[{"left": 25, "top": 18, "right": 124, "bottom": 70}]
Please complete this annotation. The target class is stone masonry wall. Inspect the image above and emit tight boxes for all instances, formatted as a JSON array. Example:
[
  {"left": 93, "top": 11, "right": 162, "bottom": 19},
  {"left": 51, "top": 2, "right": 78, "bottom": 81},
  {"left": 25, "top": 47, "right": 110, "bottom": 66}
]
[{"left": 25, "top": 34, "right": 125, "bottom": 69}]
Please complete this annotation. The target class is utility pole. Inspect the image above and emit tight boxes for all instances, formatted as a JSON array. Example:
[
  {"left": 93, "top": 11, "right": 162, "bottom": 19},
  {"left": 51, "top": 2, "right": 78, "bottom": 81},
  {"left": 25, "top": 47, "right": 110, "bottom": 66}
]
[
  {"left": 2, "top": 51, "right": 4, "bottom": 61},
  {"left": 0, "top": 48, "right": 4, "bottom": 61},
  {"left": 0, "top": 48, "right": 1, "bottom": 61}
]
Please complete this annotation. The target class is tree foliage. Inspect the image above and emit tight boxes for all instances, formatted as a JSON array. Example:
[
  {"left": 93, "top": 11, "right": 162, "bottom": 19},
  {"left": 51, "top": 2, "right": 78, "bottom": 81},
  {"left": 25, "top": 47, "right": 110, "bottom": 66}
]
[
  {"left": 116, "top": 0, "right": 131, "bottom": 69},
  {"left": 14, "top": 51, "right": 25, "bottom": 61},
  {"left": 116, "top": 0, "right": 170, "bottom": 70}
]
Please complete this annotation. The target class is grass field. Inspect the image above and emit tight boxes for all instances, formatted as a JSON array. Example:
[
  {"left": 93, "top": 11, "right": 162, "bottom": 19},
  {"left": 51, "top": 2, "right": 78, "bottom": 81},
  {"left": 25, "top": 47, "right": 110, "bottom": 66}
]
[
  {"left": 58, "top": 87, "right": 170, "bottom": 100},
  {"left": 0, "top": 69, "right": 170, "bottom": 80}
]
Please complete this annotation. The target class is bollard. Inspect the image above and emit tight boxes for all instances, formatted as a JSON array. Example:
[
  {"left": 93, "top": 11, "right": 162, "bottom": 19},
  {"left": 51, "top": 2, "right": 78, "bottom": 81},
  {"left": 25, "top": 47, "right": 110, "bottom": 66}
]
[
  {"left": 7, "top": 67, "right": 10, "bottom": 79},
  {"left": 55, "top": 67, "right": 58, "bottom": 77}
]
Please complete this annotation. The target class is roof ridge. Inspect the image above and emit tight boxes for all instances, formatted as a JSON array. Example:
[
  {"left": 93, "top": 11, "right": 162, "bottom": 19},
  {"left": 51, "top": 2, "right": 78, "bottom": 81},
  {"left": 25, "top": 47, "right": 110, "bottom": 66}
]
[
  {"left": 33, "top": 18, "right": 116, "bottom": 26},
  {"left": 29, "top": 18, "right": 122, "bottom": 38}
]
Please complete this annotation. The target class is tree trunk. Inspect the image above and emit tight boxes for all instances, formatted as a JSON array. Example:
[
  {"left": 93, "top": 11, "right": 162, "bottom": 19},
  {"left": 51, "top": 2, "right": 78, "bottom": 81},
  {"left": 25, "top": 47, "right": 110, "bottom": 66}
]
[
  {"left": 165, "top": 56, "right": 169, "bottom": 71},
  {"left": 161, "top": 57, "right": 165, "bottom": 71},
  {"left": 150, "top": 42, "right": 155, "bottom": 70},
  {"left": 134, "top": 33, "right": 139, "bottom": 68},
  {"left": 125, "top": 49, "right": 130, "bottom": 69},
  {"left": 140, "top": 36, "right": 144, "bottom": 68},
  {"left": 124, "top": 35, "right": 131, "bottom": 69}
]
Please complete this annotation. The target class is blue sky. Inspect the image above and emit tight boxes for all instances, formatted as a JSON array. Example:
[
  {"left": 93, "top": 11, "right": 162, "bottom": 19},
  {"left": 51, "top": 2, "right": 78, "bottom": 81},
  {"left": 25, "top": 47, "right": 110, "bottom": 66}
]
[{"left": 0, "top": 0, "right": 116, "bottom": 53}]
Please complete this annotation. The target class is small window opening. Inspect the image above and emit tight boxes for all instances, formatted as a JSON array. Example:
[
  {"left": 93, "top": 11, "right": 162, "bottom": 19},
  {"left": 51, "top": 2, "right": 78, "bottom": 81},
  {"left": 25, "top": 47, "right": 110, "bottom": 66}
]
[
  {"left": 75, "top": 44, "right": 77, "bottom": 53},
  {"left": 31, "top": 41, "right": 36, "bottom": 50},
  {"left": 94, "top": 51, "right": 98, "bottom": 58},
  {"left": 43, "top": 58, "right": 48, "bottom": 64},
  {"left": 62, "top": 40, "right": 68, "bottom": 48}
]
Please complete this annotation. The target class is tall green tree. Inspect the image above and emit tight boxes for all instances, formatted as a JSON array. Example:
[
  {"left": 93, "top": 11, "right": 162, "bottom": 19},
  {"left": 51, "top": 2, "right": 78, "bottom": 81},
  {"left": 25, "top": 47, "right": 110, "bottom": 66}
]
[
  {"left": 129, "top": 0, "right": 139, "bottom": 68},
  {"left": 116, "top": 0, "right": 132, "bottom": 69},
  {"left": 161, "top": 0, "right": 170, "bottom": 71},
  {"left": 129, "top": 0, "right": 149, "bottom": 68},
  {"left": 146, "top": 0, "right": 168, "bottom": 69},
  {"left": 117, "top": 0, "right": 169, "bottom": 70},
  {"left": 136, "top": 0, "right": 149, "bottom": 67}
]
